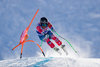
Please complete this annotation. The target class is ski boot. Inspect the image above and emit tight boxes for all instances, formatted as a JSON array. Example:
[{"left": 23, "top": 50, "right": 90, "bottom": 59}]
[
  {"left": 61, "top": 45, "right": 68, "bottom": 55},
  {"left": 53, "top": 47, "right": 62, "bottom": 55}
]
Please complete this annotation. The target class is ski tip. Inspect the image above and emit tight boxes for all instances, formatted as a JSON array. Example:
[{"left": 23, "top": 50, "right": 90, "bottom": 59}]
[
  {"left": 20, "top": 57, "right": 22, "bottom": 59},
  {"left": 37, "top": 9, "right": 39, "bottom": 11},
  {"left": 42, "top": 52, "right": 45, "bottom": 57},
  {"left": 20, "top": 53, "right": 22, "bottom": 59}
]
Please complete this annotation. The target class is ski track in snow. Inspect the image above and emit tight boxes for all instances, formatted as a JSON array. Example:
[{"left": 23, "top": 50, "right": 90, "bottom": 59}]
[{"left": 0, "top": 57, "right": 100, "bottom": 67}]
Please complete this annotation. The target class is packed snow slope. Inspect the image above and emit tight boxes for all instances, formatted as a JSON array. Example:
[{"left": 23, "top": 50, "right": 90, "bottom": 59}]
[{"left": 0, "top": 57, "right": 100, "bottom": 67}]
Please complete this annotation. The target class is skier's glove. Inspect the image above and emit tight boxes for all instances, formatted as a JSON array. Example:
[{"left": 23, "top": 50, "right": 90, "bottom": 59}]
[
  {"left": 51, "top": 27, "right": 56, "bottom": 33},
  {"left": 41, "top": 30, "right": 48, "bottom": 35},
  {"left": 43, "top": 34, "right": 49, "bottom": 40}
]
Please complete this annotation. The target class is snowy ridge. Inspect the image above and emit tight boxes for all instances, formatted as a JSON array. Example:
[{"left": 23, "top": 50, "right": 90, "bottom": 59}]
[{"left": 0, "top": 57, "right": 100, "bottom": 67}]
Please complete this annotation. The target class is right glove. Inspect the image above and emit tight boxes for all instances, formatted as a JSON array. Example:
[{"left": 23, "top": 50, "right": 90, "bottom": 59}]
[{"left": 51, "top": 27, "right": 56, "bottom": 33}]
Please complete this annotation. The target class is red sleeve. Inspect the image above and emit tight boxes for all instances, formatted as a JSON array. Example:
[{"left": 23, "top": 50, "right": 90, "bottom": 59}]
[
  {"left": 48, "top": 22, "right": 52, "bottom": 29},
  {"left": 36, "top": 26, "right": 42, "bottom": 33}
]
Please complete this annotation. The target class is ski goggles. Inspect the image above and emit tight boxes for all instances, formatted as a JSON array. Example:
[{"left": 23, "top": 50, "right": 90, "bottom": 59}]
[{"left": 41, "top": 23, "right": 48, "bottom": 26}]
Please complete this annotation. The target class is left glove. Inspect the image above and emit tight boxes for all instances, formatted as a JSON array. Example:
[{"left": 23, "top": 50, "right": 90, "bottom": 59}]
[{"left": 43, "top": 34, "right": 49, "bottom": 40}]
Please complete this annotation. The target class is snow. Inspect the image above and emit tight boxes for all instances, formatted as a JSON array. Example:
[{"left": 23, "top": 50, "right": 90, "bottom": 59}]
[{"left": 0, "top": 57, "right": 100, "bottom": 67}]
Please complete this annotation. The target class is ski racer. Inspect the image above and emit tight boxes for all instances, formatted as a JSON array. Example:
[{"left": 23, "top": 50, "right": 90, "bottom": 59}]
[{"left": 36, "top": 17, "right": 68, "bottom": 55}]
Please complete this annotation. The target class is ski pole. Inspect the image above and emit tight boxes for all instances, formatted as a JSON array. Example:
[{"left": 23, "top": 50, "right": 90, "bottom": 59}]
[
  {"left": 40, "top": 40, "right": 43, "bottom": 47},
  {"left": 41, "top": 41, "right": 45, "bottom": 56},
  {"left": 54, "top": 31, "right": 79, "bottom": 56}
]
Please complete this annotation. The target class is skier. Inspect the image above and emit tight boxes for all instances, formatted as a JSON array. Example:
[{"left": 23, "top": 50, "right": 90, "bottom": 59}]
[{"left": 36, "top": 17, "right": 68, "bottom": 55}]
